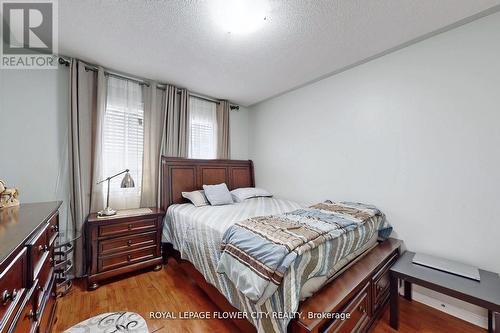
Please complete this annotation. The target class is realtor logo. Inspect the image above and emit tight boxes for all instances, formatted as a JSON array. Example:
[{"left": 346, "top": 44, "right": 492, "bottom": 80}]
[{"left": 1, "top": 0, "right": 58, "bottom": 69}]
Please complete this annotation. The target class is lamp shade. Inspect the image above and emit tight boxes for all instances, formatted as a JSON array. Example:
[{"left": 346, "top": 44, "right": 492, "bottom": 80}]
[{"left": 120, "top": 172, "right": 135, "bottom": 188}]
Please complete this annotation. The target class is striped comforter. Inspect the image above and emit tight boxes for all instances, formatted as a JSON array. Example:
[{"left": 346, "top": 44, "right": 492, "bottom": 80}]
[
  {"left": 217, "top": 202, "right": 386, "bottom": 305},
  {"left": 162, "top": 198, "right": 386, "bottom": 333}
]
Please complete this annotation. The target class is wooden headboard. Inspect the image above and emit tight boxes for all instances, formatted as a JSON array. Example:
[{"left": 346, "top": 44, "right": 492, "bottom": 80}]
[{"left": 161, "top": 157, "right": 255, "bottom": 210}]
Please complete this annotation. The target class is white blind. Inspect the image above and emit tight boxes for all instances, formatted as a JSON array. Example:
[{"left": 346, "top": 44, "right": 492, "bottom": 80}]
[
  {"left": 189, "top": 97, "right": 217, "bottom": 159},
  {"left": 103, "top": 77, "right": 144, "bottom": 209}
]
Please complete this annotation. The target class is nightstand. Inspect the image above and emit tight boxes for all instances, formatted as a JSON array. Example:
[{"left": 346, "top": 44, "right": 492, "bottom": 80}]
[{"left": 85, "top": 208, "right": 165, "bottom": 290}]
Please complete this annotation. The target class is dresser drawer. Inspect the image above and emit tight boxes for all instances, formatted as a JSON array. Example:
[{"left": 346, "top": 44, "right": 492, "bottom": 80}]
[
  {"left": 37, "top": 275, "right": 56, "bottom": 333},
  {"left": 98, "top": 218, "right": 157, "bottom": 238},
  {"left": 38, "top": 287, "right": 56, "bottom": 333},
  {"left": 36, "top": 250, "right": 54, "bottom": 304},
  {"left": 26, "top": 223, "right": 49, "bottom": 282},
  {"left": 99, "top": 231, "right": 157, "bottom": 256},
  {"left": 47, "top": 213, "right": 59, "bottom": 247},
  {"left": 0, "top": 249, "right": 27, "bottom": 332},
  {"left": 372, "top": 253, "right": 398, "bottom": 313},
  {"left": 98, "top": 246, "right": 157, "bottom": 272},
  {"left": 8, "top": 280, "right": 37, "bottom": 333},
  {"left": 321, "top": 283, "right": 371, "bottom": 333}
]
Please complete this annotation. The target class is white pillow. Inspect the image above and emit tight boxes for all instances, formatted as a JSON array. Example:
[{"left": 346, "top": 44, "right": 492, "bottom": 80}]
[
  {"left": 202, "top": 183, "right": 234, "bottom": 206},
  {"left": 181, "top": 190, "right": 209, "bottom": 207},
  {"left": 230, "top": 187, "right": 272, "bottom": 203}
]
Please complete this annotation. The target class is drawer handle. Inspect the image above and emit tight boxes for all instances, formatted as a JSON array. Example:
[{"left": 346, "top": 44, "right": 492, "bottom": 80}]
[
  {"left": 127, "top": 224, "right": 133, "bottom": 230},
  {"left": 27, "top": 309, "right": 35, "bottom": 321},
  {"left": 358, "top": 305, "right": 366, "bottom": 314},
  {"left": 38, "top": 244, "right": 48, "bottom": 253},
  {"left": 2, "top": 289, "right": 17, "bottom": 303},
  {"left": 377, "top": 285, "right": 384, "bottom": 293},
  {"left": 50, "top": 224, "right": 59, "bottom": 232},
  {"left": 38, "top": 285, "right": 44, "bottom": 292},
  {"left": 127, "top": 240, "right": 133, "bottom": 246},
  {"left": 127, "top": 255, "right": 132, "bottom": 261}
]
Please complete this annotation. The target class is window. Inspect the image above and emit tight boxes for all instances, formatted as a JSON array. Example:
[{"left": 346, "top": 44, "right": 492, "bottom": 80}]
[
  {"left": 189, "top": 97, "right": 217, "bottom": 159},
  {"left": 102, "top": 77, "right": 144, "bottom": 209}
]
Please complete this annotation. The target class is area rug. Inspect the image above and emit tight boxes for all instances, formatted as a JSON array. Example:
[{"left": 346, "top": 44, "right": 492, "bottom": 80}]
[{"left": 63, "top": 312, "right": 148, "bottom": 333}]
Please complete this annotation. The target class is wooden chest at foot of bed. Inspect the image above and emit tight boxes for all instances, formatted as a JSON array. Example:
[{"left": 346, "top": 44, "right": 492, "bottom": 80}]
[
  {"left": 290, "top": 238, "right": 401, "bottom": 333},
  {"left": 85, "top": 208, "right": 165, "bottom": 290}
]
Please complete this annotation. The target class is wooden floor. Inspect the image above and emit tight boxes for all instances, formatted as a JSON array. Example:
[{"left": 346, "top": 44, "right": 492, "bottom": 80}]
[
  {"left": 52, "top": 258, "right": 486, "bottom": 333},
  {"left": 372, "top": 300, "right": 485, "bottom": 333}
]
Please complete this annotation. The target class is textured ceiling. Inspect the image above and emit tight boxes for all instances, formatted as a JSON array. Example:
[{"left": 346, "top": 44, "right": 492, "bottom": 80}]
[{"left": 59, "top": 0, "right": 500, "bottom": 106}]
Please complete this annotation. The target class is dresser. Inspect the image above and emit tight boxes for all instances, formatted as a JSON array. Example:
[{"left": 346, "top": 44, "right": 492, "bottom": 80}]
[
  {"left": 86, "top": 208, "right": 165, "bottom": 290},
  {"left": 0, "top": 201, "right": 61, "bottom": 333}
]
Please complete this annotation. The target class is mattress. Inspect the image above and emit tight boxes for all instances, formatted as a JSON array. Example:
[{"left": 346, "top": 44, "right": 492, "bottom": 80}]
[{"left": 162, "top": 197, "right": 380, "bottom": 333}]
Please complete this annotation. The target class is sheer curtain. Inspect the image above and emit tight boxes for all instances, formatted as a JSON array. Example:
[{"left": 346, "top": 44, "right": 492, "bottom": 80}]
[
  {"left": 102, "top": 77, "right": 144, "bottom": 210},
  {"left": 189, "top": 97, "right": 218, "bottom": 159}
]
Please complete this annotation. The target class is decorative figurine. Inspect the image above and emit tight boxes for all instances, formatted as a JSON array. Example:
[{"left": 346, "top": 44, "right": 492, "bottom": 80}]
[{"left": 0, "top": 179, "right": 20, "bottom": 208}]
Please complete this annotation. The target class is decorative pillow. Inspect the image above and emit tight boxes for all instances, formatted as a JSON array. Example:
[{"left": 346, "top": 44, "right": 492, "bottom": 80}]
[
  {"left": 202, "top": 183, "right": 234, "bottom": 206},
  {"left": 231, "top": 187, "right": 272, "bottom": 203},
  {"left": 182, "top": 190, "right": 209, "bottom": 207}
]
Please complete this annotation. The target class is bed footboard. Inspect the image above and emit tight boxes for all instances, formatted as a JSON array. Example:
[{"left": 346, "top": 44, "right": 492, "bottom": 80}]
[{"left": 168, "top": 238, "right": 401, "bottom": 333}]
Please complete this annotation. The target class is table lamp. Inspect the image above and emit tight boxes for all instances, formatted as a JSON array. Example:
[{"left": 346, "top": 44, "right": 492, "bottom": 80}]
[{"left": 97, "top": 169, "right": 135, "bottom": 216}]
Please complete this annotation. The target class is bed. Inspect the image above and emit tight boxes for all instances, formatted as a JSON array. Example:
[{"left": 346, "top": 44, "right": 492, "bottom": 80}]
[{"left": 160, "top": 157, "right": 400, "bottom": 333}]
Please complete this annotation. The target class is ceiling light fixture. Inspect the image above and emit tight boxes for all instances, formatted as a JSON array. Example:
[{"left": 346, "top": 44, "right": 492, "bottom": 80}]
[{"left": 211, "top": 0, "right": 269, "bottom": 35}]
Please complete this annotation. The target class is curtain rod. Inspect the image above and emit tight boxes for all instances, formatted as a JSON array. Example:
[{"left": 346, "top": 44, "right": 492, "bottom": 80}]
[
  {"left": 84, "top": 63, "right": 222, "bottom": 105},
  {"left": 59, "top": 56, "right": 239, "bottom": 109},
  {"left": 189, "top": 93, "right": 220, "bottom": 105},
  {"left": 83, "top": 63, "right": 152, "bottom": 87}
]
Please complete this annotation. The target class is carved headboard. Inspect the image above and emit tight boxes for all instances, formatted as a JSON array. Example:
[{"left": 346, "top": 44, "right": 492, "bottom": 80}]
[{"left": 161, "top": 157, "right": 255, "bottom": 210}]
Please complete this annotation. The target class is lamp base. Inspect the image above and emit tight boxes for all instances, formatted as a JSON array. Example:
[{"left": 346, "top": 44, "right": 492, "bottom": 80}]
[{"left": 98, "top": 207, "right": 117, "bottom": 217}]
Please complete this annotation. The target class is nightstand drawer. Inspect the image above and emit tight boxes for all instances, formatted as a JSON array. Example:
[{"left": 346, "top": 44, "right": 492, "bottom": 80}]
[
  {"left": 99, "top": 232, "right": 157, "bottom": 256},
  {"left": 98, "top": 218, "right": 157, "bottom": 238},
  {"left": 98, "top": 246, "right": 157, "bottom": 272}
]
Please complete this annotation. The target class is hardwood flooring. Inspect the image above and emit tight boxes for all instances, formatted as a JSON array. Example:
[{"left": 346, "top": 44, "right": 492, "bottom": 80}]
[
  {"left": 52, "top": 258, "right": 486, "bottom": 333},
  {"left": 372, "top": 299, "right": 485, "bottom": 333}
]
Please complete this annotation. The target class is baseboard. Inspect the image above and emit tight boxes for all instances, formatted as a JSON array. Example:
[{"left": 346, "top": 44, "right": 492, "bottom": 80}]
[{"left": 400, "top": 284, "right": 488, "bottom": 329}]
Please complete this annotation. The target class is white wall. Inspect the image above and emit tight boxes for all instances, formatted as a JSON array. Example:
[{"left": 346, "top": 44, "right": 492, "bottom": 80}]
[
  {"left": 230, "top": 106, "right": 250, "bottom": 160},
  {"left": 0, "top": 68, "right": 71, "bottom": 236},
  {"left": 249, "top": 11, "right": 500, "bottom": 327}
]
